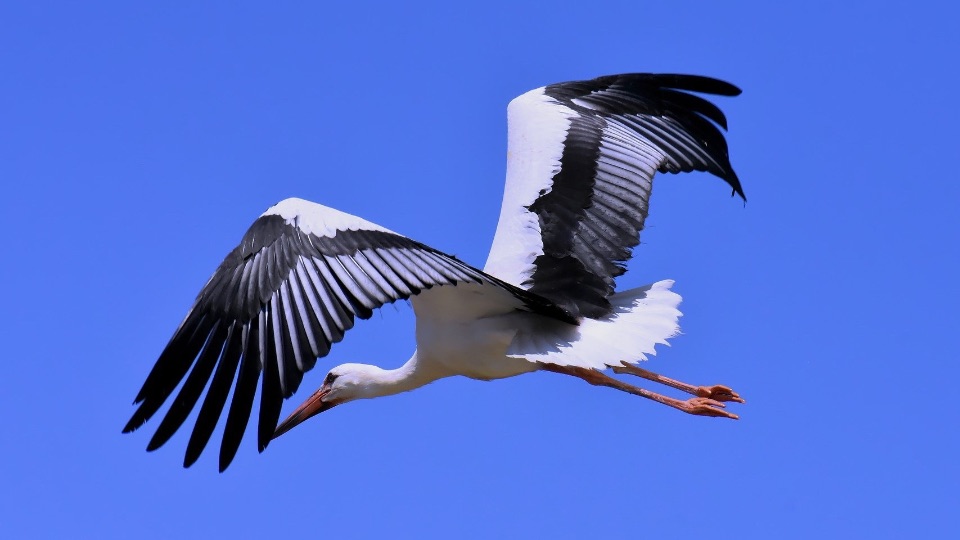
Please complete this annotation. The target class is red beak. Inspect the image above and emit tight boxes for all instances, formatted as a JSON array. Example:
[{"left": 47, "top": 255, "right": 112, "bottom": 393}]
[{"left": 273, "top": 385, "right": 338, "bottom": 440}]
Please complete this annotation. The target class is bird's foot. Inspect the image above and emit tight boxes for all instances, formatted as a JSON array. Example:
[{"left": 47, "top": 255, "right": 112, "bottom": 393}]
[
  {"left": 678, "top": 396, "right": 739, "bottom": 420},
  {"left": 695, "top": 384, "right": 745, "bottom": 404}
]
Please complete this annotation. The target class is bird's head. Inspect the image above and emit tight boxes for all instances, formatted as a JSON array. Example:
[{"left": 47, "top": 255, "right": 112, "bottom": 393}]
[{"left": 272, "top": 363, "right": 386, "bottom": 440}]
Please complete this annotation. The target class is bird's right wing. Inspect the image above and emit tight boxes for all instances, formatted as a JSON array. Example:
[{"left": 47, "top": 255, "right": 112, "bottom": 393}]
[
  {"left": 483, "top": 74, "right": 744, "bottom": 319},
  {"left": 124, "top": 198, "right": 571, "bottom": 471}
]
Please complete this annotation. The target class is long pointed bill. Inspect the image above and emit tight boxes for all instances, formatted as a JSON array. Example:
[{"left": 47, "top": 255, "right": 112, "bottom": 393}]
[{"left": 273, "top": 386, "right": 338, "bottom": 440}]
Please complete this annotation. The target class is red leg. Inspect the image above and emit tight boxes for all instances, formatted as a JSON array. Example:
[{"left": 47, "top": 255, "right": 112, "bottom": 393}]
[
  {"left": 540, "top": 363, "right": 740, "bottom": 420},
  {"left": 612, "top": 363, "right": 745, "bottom": 404}
]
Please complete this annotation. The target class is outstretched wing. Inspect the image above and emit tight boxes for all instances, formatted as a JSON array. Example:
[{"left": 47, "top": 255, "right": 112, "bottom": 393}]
[
  {"left": 483, "top": 73, "right": 744, "bottom": 319},
  {"left": 124, "top": 198, "right": 571, "bottom": 471}
]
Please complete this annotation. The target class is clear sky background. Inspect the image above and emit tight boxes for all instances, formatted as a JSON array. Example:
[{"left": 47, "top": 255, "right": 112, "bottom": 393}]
[{"left": 2, "top": 2, "right": 958, "bottom": 538}]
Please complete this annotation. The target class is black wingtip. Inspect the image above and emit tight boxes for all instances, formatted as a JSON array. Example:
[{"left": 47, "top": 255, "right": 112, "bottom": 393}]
[
  {"left": 219, "top": 445, "right": 239, "bottom": 473},
  {"left": 145, "top": 432, "right": 166, "bottom": 452},
  {"left": 122, "top": 412, "right": 147, "bottom": 434},
  {"left": 658, "top": 74, "right": 742, "bottom": 96},
  {"left": 183, "top": 452, "right": 199, "bottom": 469},
  {"left": 731, "top": 179, "right": 747, "bottom": 202}
]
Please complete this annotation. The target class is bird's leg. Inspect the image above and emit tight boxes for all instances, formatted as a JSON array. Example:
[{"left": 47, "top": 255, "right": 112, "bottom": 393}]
[
  {"left": 539, "top": 363, "right": 739, "bottom": 420},
  {"left": 612, "top": 363, "right": 744, "bottom": 404}
]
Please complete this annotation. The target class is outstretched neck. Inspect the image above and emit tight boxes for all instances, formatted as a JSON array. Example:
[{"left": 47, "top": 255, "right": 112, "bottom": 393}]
[{"left": 356, "top": 352, "right": 442, "bottom": 400}]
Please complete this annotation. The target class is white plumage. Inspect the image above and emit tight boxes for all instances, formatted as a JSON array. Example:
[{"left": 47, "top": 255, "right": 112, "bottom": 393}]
[
  {"left": 125, "top": 73, "right": 746, "bottom": 471},
  {"left": 507, "top": 280, "right": 681, "bottom": 368},
  {"left": 484, "top": 87, "right": 575, "bottom": 284}
]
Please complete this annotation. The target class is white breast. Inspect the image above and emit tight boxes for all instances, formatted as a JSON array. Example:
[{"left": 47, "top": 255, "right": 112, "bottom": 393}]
[{"left": 416, "top": 312, "right": 539, "bottom": 381}]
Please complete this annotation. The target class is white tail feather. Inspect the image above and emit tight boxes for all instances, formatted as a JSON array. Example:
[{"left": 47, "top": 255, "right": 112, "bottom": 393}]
[{"left": 507, "top": 280, "right": 682, "bottom": 370}]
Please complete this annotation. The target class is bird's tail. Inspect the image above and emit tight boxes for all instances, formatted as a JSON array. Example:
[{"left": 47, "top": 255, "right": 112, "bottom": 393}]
[{"left": 506, "top": 280, "right": 682, "bottom": 370}]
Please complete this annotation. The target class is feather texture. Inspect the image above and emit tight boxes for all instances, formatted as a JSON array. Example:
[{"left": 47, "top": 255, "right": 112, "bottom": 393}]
[{"left": 485, "top": 73, "right": 742, "bottom": 318}]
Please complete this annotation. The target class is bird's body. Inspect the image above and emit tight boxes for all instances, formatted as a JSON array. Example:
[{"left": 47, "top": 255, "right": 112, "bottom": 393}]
[
  {"left": 126, "top": 73, "right": 747, "bottom": 471},
  {"left": 408, "top": 278, "right": 679, "bottom": 382},
  {"left": 413, "top": 290, "right": 535, "bottom": 381}
]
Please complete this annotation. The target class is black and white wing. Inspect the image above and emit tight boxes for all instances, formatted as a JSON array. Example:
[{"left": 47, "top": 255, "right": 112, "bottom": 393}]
[
  {"left": 483, "top": 73, "right": 744, "bottom": 319},
  {"left": 124, "top": 198, "right": 571, "bottom": 471}
]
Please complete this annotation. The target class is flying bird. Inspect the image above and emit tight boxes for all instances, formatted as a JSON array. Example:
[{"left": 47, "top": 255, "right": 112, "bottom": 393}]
[{"left": 125, "top": 73, "right": 746, "bottom": 471}]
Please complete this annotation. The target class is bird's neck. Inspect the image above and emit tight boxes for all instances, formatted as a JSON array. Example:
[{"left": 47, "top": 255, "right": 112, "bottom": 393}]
[{"left": 360, "top": 352, "right": 441, "bottom": 399}]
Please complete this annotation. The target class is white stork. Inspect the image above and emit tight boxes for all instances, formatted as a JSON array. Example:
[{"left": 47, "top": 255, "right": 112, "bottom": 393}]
[{"left": 124, "top": 73, "right": 746, "bottom": 471}]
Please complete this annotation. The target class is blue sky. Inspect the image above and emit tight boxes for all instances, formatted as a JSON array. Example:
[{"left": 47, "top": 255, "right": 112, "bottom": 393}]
[{"left": 2, "top": 1, "right": 958, "bottom": 538}]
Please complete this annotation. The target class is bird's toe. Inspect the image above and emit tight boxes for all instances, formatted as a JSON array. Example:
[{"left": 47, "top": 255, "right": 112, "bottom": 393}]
[
  {"left": 682, "top": 397, "right": 739, "bottom": 420},
  {"left": 696, "top": 384, "right": 745, "bottom": 404}
]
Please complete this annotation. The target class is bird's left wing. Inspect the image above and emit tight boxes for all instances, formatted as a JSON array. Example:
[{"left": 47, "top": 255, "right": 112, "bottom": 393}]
[
  {"left": 484, "top": 74, "right": 744, "bottom": 319},
  {"left": 124, "top": 198, "right": 570, "bottom": 471}
]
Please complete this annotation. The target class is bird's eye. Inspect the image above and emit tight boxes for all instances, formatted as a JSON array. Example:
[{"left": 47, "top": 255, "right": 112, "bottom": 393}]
[{"left": 324, "top": 372, "right": 339, "bottom": 385}]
